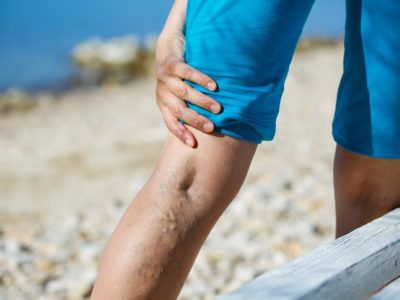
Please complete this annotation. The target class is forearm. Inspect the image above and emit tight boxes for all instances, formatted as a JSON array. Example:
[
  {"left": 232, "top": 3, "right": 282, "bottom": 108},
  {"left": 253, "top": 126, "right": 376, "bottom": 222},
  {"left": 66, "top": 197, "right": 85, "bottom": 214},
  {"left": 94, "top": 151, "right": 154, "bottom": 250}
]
[
  {"left": 159, "top": 0, "right": 187, "bottom": 39},
  {"left": 156, "top": 0, "right": 187, "bottom": 63}
]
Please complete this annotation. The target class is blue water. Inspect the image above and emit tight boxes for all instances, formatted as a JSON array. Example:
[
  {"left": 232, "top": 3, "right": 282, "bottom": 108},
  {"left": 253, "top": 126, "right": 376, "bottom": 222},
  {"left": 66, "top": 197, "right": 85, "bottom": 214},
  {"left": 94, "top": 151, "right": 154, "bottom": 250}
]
[{"left": 0, "top": 0, "right": 345, "bottom": 91}]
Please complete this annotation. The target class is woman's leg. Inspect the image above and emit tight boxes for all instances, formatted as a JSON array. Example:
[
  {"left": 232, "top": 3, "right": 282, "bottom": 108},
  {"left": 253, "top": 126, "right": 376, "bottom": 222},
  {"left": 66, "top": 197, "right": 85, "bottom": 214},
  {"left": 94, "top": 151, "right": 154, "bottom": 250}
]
[
  {"left": 90, "top": 127, "right": 258, "bottom": 299},
  {"left": 334, "top": 144, "right": 400, "bottom": 238}
]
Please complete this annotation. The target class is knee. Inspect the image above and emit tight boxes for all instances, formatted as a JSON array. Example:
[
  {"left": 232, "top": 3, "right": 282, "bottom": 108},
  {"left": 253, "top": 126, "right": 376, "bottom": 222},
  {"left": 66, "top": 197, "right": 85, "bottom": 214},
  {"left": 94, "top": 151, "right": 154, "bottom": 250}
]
[
  {"left": 156, "top": 156, "right": 196, "bottom": 201},
  {"left": 150, "top": 156, "right": 208, "bottom": 223},
  {"left": 146, "top": 129, "right": 255, "bottom": 228},
  {"left": 158, "top": 173, "right": 190, "bottom": 200}
]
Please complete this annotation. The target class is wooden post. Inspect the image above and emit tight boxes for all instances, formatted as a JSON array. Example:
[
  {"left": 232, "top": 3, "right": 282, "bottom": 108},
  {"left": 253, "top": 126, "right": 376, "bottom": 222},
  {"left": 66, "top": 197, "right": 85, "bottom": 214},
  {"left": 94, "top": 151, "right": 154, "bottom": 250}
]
[{"left": 216, "top": 207, "right": 400, "bottom": 300}]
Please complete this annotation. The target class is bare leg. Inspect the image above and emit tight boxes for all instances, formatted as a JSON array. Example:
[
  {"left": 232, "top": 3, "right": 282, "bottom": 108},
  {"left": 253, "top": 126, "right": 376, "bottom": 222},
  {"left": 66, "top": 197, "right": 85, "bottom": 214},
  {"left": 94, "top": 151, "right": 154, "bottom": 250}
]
[
  {"left": 90, "top": 125, "right": 258, "bottom": 299},
  {"left": 334, "top": 144, "right": 400, "bottom": 238}
]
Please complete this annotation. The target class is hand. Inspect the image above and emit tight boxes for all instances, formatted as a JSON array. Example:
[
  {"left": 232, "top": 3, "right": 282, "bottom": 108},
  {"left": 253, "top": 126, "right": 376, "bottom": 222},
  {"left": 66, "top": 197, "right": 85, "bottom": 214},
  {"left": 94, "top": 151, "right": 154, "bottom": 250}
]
[{"left": 154, "top": 34, "right": 221, "bottom": 148}]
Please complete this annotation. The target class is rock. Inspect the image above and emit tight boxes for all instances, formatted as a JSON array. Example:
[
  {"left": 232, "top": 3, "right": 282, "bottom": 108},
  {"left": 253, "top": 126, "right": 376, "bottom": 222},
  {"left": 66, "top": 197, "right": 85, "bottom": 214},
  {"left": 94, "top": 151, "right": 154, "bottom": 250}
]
[
  {"left": 72, "top": 35, "right": 140, "bottom": 67},
  {"left": 71, "top": 34, "right": 155, "bottom": 85},
  {"left": 0, "top": 89, "right": 36, "bottom": 114}
]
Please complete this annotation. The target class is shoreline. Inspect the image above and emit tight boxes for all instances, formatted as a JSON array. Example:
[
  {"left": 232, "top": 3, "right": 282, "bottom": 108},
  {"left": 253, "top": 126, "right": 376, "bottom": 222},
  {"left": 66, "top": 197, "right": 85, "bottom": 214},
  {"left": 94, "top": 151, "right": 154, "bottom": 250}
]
[{"left": 0, "top": 36, "right": 343, "bottom": 96}]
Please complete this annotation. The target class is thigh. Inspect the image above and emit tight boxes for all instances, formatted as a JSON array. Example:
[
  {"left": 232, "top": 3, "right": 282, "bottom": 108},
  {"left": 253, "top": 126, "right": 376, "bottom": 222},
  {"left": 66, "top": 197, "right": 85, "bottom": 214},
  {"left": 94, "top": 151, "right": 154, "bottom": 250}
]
[
  {"left": 180, "top": 0, "right": 315, "bottom": 144},
  {"left": 332, "top": 0, "right": 400, "bottom": 159}
]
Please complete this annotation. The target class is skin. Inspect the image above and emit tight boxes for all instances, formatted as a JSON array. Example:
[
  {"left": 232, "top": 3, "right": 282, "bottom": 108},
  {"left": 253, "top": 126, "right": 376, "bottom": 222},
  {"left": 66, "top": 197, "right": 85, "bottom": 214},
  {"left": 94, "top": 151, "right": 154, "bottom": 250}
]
[{"left": 90, "top": 0, "right": 400, "bottom": 298}]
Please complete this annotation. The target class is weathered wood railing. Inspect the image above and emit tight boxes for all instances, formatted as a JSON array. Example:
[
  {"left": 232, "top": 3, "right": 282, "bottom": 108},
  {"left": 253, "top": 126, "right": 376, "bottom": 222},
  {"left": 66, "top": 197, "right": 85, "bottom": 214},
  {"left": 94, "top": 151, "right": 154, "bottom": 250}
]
[{"left": 215, "top": 207, "right": 400, "bottom": 300}]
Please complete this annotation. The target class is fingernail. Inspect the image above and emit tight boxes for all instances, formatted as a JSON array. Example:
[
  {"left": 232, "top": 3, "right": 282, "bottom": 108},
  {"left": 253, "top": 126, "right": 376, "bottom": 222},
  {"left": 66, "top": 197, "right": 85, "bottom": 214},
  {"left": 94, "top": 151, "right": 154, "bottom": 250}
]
[
  {"left": 185, "top": 139, "right": 194, "bottom": 147},
  {"left": 202, "top": 123, "right": 213, "bottom": 131},
  {"left": 211, "top": 104, "right": 219, "bottom": 113},
  {"left": 207, "top": 81, "right": 215, "bottom": 90}
]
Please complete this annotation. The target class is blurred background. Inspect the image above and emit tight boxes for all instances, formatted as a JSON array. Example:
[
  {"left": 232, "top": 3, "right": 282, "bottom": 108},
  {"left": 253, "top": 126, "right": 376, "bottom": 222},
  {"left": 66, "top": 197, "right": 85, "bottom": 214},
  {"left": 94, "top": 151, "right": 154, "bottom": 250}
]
[
  {"left": 0, "top": 0, "right": 345, "bottom": 299},
  {"left": 0, "top": 0, "right": 345, "bottom": 91}
]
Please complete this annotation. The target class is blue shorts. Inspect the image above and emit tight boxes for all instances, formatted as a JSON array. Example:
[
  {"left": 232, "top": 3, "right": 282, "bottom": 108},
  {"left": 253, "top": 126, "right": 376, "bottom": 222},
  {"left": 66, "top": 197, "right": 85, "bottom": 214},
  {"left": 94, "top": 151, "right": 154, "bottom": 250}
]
[{"left": 179, "top": 0, "right": 400, "bottom": 159}]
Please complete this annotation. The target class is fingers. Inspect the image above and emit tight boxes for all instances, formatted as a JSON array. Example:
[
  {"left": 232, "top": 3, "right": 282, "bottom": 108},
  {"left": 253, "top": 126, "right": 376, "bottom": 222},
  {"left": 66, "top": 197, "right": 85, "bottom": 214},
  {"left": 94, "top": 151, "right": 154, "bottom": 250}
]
[
  {"left": 162, "top": 76, "right": 221, "bottom": 114},
  {"left": 155, "top": 54, "right": 222, "bottom": 148},
  {"left": 160, "top": 104, "right": 197, "bottom": 148},
  {"left": 157, "top": 88, "right": 215, "bottom": 133},
  {"left": 163, "top": 56, "right": 217, "bottom": 91}
]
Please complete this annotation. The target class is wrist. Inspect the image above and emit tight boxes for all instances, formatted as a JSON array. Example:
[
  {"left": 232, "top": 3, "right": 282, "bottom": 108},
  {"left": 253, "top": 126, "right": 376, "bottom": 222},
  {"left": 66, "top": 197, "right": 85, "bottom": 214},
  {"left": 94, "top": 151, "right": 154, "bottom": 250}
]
[
  {"left": 157, "top": 28, "right": 185, "bottom": 45},
  {"left": 155, "top": 32, "right": 185, "bottom": 62}
]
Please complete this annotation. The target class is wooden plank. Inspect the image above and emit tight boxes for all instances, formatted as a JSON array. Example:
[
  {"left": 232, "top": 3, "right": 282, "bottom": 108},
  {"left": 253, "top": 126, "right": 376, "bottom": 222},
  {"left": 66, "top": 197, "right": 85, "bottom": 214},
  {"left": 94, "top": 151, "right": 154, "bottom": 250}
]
[
  {"left": 369, "top": 275, "right": 400, "bottom": 299},
  {"left": 215, "top": 207, "right": 400, "bottom": 300}
]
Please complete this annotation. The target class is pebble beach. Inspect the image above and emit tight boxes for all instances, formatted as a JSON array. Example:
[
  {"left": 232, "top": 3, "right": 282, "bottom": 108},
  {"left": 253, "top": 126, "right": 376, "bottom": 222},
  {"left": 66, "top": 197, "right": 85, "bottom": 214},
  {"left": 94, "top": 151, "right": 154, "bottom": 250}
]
[{"left": 0, "top": 42, "right": 343, "bottom": 299}]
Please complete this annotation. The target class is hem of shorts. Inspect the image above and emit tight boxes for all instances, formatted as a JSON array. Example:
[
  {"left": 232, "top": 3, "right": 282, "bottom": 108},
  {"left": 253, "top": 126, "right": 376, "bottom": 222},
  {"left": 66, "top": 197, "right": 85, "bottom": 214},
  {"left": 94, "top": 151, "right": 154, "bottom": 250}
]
[
  {"left": 179, "top": 119, "right": 274, "bottom": 145},
  {"left": 332, "top": 128, "right": 400, "bottom": 160},
  {"left": 214, "top": 127, "right": 262, "bottom": 144}
]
